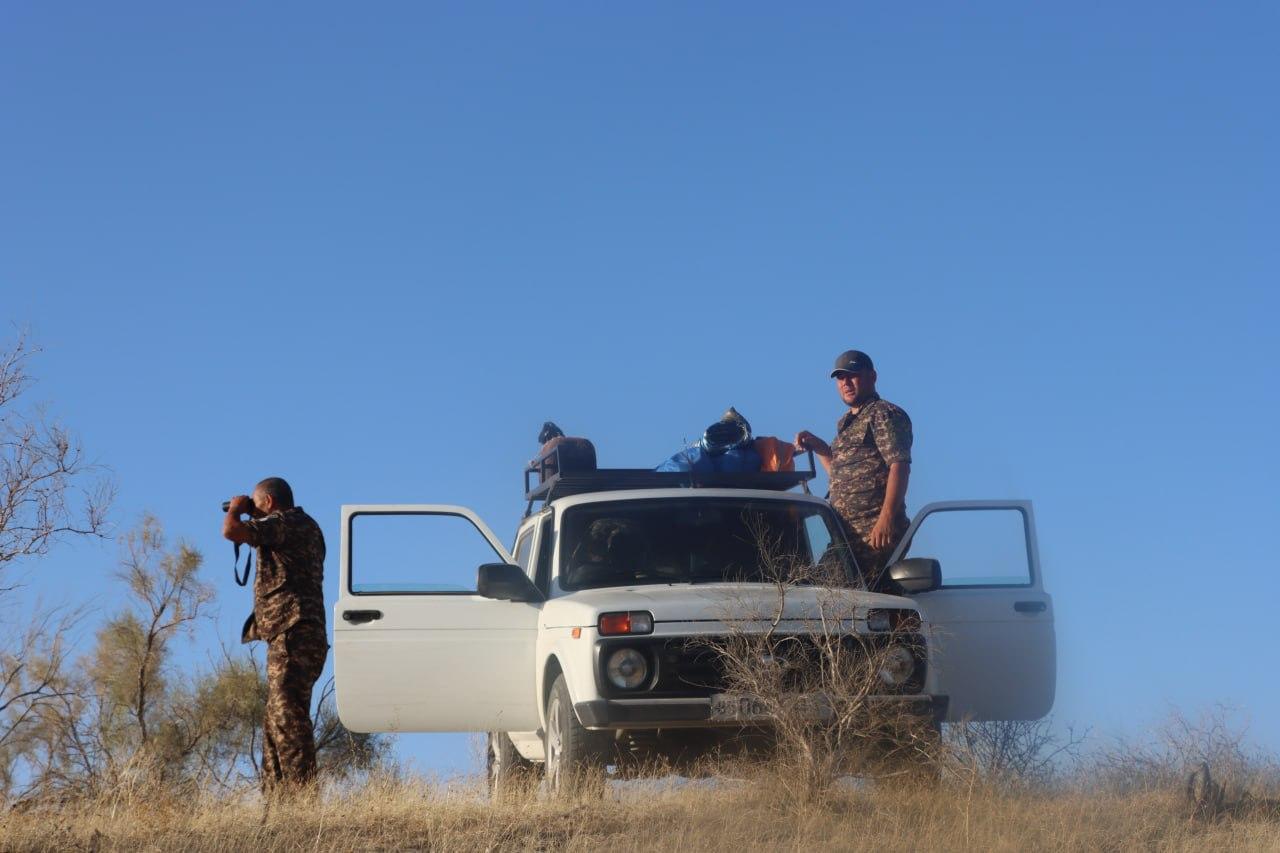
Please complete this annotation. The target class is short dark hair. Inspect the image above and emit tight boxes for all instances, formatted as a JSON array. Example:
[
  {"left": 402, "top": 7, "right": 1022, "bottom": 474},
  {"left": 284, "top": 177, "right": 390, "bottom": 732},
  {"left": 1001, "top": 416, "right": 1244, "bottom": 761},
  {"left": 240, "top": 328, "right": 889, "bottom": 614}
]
[{"left": 255, "top": 477, "right": 295, "bottom": 509}]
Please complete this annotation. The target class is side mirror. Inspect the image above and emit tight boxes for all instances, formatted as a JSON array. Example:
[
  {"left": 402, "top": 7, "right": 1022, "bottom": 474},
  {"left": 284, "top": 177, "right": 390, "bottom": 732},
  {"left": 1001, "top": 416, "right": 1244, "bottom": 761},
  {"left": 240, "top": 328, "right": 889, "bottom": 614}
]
[
  {"left": 477, "top": 563, "right": 544, "bottom": 602},
  {"left": 888, "top": 557, "right": 941, "bottom": 594}
]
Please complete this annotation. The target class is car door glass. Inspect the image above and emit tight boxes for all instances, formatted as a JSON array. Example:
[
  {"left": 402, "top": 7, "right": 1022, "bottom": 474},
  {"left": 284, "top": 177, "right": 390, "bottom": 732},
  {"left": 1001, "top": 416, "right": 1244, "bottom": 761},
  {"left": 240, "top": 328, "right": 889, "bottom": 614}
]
[
  {"left": 802, "top": 514, "right": 830, "bottom": 565},
  {"left": 535, "top": 517, "right": 553, "bottom": 594},
  {"left": 803, "top": 510, "right": 863, "bottom": 585},
  {"left": 904, "top": 508, "right": 1031, "bottom": 587},
  {"left": 513, "top": 530, "right": 534, "bottom": 571},
  {"left": 350, "top": 512, "right": 504, "bottom": 594}
]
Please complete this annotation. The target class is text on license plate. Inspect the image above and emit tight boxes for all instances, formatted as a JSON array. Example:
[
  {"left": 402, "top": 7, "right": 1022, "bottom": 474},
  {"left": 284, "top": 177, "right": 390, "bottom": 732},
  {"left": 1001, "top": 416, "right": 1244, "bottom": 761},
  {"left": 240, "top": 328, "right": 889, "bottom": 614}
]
[{"left": 709, "top": 694, "right": 770, "bottom": 721}]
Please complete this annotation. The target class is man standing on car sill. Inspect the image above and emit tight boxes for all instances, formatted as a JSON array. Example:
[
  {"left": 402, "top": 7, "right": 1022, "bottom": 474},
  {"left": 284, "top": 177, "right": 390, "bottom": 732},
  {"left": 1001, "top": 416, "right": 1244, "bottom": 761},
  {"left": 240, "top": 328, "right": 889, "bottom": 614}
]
[
  {"left": 795, "top": 350, "right": 913, "bottom": 590},
  {"left": 223, "top": 477, "right": 328, "bottom": 797}
]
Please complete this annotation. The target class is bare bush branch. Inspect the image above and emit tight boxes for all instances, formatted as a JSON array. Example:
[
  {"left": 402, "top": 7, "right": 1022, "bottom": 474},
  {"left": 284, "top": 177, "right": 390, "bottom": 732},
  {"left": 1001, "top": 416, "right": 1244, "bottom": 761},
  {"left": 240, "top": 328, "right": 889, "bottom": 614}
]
[
  {"left": 106, "top": 516, "right": 213, "bottom": 745},
  {"left": 0, "top": 606, "right": 84, "bottom": 796},
  {"left": 5, "top": 517, "right": 217, "bottom": 801},
  {"left": 4, "top": 507, "right": 391, "bottom": 804},
  {"left": 945, "top": 717, "right": 1089, "bottom": 787},
  {"left": 1085, "top": 705, "right": 1280, "bottom": 795},
  {"left": 700, "top": 511, "right": 939, "bottom": 804},
  {"left": 0, "top": 331, "right": 114, "bottom": 576}
]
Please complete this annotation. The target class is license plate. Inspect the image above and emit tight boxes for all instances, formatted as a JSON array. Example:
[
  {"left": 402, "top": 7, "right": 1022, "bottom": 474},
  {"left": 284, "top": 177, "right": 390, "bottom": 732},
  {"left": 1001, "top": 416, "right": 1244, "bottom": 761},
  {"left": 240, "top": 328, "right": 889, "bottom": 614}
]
[{"left": 709, "top": 694, "right": 770, "bottom": 721}]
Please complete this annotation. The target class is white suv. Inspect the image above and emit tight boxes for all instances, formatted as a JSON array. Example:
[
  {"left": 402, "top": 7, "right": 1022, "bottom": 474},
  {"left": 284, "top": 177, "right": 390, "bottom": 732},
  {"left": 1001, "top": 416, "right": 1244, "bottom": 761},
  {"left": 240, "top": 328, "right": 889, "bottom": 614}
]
[{"left": 334, "top": 460, "right": 1055, "bottom": 792}]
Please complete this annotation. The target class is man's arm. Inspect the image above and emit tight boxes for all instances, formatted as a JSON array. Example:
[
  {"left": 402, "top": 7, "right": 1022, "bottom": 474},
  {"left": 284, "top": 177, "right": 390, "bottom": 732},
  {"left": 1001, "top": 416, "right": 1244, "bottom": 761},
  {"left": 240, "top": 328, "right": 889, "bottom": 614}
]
[
  {"left": 793, "top": 431, "right": 833, "bottom": 475},
  {"left": 869, "top": 462, "right": 910, "bottom": 549},
  {"left": 223, "top": 495, "right": 257, "bottom": 546},
  {"left": 867, "top": 404, "right": 913, "bottom": 549}
]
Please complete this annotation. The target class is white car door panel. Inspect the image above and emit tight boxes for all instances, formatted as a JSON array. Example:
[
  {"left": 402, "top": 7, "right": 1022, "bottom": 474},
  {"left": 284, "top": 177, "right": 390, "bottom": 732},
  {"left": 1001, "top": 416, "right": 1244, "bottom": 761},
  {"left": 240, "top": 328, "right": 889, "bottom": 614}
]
[
  {"left": 334, "top": 505, "right": 540, "bottom": 733},
  {"left": 891, "top": 500, "right": 1056, "bottom": 722}
]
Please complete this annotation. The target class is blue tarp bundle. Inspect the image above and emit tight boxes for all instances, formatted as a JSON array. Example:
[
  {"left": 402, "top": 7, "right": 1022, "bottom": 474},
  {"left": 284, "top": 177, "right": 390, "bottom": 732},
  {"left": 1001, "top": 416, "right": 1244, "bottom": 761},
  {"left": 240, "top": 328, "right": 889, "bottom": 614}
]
[{"left": 655, "top": 443, "right": 763, "bottom": 473}]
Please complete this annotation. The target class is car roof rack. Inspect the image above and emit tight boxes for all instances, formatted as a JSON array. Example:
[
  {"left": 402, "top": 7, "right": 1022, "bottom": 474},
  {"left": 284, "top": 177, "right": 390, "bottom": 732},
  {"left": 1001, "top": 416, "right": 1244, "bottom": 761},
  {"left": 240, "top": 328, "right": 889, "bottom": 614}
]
[{"left": 523, "top": 446, "right": 816, "bottom": 517}]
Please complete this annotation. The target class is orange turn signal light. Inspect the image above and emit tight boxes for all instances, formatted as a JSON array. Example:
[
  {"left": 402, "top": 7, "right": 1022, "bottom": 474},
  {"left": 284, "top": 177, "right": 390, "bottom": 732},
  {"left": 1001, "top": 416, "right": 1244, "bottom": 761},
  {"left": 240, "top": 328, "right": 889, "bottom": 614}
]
[{"left": 599, "top": 613, "right": 632, "bottom": 635}]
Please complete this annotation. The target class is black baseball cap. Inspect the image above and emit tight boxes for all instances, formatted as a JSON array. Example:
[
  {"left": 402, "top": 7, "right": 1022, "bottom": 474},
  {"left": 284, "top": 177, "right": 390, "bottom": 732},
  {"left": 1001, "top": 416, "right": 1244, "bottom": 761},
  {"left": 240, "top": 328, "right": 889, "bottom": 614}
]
[{"left": 830, "top": 349, "right": 875, "bottom": 377}]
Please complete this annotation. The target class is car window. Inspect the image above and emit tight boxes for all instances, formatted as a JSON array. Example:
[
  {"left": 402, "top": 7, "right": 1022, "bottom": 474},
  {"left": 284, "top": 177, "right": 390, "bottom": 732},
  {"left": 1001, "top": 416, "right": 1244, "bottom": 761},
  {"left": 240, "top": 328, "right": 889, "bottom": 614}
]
[
  {"left": 349, "top": 512, "right": 504, "bottom": 594},
  {"left": 534, "top": 517, "right": 553, "bottom": 594},
  {"left": 513, "top": 529, "right": 534, "bottom": 570},
  {"left": 559, "top": 499, "right": 856, "bottom": 590},
  {"left": 904, "top": 507, "right": 1032, "bottom": 587}
]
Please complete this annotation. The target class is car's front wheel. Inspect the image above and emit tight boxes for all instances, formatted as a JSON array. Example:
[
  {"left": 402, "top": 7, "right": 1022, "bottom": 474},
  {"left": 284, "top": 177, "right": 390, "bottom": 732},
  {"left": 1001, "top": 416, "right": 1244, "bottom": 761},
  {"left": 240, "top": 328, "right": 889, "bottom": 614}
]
[{"left": 543, "top": 673, "right": 609, "bottom": 796}]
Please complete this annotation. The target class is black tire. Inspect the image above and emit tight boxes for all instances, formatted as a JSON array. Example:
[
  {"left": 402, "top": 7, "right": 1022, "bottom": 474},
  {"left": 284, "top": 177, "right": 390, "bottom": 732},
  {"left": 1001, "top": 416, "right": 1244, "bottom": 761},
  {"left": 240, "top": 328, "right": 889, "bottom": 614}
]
[
  {"left": 543, "top": 673, "right": 609, "bottom": 796},
  {"left": 487, "top": 732, "right": 535, "bottom": 800}
]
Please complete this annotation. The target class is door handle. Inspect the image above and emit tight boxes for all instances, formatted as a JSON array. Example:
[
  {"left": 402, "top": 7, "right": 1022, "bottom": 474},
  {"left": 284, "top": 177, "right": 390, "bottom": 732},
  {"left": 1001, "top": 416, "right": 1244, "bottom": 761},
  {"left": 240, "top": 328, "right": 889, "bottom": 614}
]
[
  {"left": 1014, "top": 601, "right": 1046, "bottom": 614},
  {"left": 342, "top": 609, "right": 383, "bottom": 624}
]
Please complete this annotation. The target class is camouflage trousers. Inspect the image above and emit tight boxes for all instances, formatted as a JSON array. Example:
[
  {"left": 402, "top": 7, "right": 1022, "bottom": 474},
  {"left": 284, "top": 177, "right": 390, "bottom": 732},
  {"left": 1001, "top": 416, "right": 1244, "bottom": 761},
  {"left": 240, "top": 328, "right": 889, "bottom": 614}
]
[
  {"left": 263, "top": 620, "right": 328, "bottom": 793},
  {"left": 842, "top": 514, "right": 910, "bottom": 592}
]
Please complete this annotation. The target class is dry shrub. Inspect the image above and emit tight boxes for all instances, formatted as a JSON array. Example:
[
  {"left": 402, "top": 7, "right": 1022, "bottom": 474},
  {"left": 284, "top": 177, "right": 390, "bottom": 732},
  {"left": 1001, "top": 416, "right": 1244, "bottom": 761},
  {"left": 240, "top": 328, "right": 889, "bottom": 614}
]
[
  {"left": 0, "top": 331, "right": 113, "bottom": 802},
  {"left": 697, "top": 515, "right": 940, "bottom": 806},
  {"left": 944, "top": 717, "right": 1089, "bottom": 789},
  {"left": 1082, "top": 705, "right": 1280, "bottom": 797},
  {"left": 3, "top": 516, "right": 389, "bottom": 808},
  {"left": 5, "top": 700, "right": 1280, "bottom": 850},
  {"left": 4, "top": 769, "right": 1280, "bottom": 852}
]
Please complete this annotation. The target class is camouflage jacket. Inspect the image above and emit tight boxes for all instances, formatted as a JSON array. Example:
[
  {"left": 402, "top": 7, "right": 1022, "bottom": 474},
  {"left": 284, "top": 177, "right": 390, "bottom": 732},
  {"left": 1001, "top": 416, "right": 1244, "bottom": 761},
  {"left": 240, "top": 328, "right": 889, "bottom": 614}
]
[
  {"left": 828, "top": 394, "right": 913, "bottom": 529},
  {"left": 240, "top": 506, "right": 327, "bottom": 643}
]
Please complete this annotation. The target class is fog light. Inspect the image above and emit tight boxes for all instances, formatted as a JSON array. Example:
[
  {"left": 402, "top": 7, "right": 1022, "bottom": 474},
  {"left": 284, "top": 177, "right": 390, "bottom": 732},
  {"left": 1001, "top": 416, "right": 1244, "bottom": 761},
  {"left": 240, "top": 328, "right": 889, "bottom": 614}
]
[
  {"left": 606, "top": 648, "right": 649, "bottom": 690},
  {"left": 878, "top": 645, "right": 915, "bottom": 687}
]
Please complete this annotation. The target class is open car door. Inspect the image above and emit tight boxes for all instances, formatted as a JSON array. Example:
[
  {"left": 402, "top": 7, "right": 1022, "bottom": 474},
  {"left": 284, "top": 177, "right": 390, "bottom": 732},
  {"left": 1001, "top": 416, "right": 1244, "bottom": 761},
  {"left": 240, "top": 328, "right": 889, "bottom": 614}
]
[
  {"left": 889, "top": 500, "right": 1056, "bottom": 722},
  {"left": 334, "top": 505, "right": 540, "bottom": 733}
]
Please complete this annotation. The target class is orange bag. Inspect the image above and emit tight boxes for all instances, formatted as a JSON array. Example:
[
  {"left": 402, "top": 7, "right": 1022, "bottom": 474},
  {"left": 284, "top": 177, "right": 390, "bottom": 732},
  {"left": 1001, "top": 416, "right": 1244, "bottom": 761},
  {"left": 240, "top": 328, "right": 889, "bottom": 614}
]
[{"left": 754, "top": 437, "right": 796, "bottom": 472}]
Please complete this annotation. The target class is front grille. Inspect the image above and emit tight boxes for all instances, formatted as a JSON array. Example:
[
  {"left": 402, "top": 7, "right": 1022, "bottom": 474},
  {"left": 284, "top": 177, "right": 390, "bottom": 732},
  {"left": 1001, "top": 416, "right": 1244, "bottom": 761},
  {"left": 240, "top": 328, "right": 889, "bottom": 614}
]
[{"left": 596, "top": 633, "right": 926, "bottom": 699}]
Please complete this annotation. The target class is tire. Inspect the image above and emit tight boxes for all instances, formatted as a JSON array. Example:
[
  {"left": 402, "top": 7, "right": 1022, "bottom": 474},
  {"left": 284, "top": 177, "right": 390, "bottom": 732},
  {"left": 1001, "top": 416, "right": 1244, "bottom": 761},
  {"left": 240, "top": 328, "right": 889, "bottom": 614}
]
[
  {"left": 543, "top": 673, "right": 609, "bottom": 796},
  {"left": 487, "top": 732, "right": 535, "bottom": 800}
]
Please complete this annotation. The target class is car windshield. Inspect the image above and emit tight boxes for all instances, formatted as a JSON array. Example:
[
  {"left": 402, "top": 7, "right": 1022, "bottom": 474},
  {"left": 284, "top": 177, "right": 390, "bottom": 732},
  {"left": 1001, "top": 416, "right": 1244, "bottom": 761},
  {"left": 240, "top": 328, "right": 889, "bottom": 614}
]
[{"left": 558, "top": 498, "right": 857, "bottom": 590}]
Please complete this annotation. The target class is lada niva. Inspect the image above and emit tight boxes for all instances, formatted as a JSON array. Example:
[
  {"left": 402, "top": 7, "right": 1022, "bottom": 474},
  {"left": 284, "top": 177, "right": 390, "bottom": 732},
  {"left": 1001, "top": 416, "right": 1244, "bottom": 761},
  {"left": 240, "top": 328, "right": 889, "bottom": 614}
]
[{"left": 334, "top": 452, "right": 1055, "bottom": 793}]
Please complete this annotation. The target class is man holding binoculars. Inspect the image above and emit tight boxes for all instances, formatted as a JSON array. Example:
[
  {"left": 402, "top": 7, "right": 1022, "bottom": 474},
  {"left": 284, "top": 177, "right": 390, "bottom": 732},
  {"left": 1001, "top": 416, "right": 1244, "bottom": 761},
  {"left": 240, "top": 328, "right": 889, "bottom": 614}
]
[{"left": 223, "top": 477, "right": 327, "bottom": 794}]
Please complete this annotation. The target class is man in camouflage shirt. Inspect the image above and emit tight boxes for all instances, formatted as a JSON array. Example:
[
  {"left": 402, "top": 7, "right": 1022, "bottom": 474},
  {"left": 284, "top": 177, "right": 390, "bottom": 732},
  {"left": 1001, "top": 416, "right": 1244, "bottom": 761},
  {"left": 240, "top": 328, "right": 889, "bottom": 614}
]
[
  {"left": 795, "top": 350, "right": 913, "bottom": 590},
  {"left": 223, "top": 477, "right": 327, "bottom": 794}
]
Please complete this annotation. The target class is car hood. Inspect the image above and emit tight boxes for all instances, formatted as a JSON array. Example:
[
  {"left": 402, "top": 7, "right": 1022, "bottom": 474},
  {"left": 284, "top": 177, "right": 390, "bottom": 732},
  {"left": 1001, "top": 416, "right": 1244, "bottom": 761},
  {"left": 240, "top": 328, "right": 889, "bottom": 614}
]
[{"left": 541, "top": 583, "right": 917, "bottom": 627}]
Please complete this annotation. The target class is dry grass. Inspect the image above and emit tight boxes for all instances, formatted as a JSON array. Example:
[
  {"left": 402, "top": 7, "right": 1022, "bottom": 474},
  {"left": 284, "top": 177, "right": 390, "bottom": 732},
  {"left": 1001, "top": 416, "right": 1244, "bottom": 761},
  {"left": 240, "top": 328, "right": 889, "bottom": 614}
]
[{"left": 3, "top": 770, "right": 1280, "bottom": 852}]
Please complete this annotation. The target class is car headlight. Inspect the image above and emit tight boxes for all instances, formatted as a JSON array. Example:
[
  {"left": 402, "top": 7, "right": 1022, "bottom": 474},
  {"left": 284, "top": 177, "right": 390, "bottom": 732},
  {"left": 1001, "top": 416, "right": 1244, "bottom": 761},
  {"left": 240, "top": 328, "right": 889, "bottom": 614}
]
[
  {"left": 878, "top": 645, "right": 915, "bottom": 687},
  {"left": 606, "top": 647, "right": 649, "bottom": 690}
]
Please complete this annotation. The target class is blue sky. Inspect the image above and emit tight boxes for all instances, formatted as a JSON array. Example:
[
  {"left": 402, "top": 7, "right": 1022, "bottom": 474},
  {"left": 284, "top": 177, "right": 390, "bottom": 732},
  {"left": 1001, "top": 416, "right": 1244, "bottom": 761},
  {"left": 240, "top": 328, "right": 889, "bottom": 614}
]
[{"left": 2, "top": 2, "right": 1276, "bottom": 774}]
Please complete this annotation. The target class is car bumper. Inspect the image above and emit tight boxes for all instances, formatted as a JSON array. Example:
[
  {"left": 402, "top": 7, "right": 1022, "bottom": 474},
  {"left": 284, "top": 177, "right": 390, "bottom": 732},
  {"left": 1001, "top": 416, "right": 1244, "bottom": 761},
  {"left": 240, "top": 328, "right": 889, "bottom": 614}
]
[{"left": 574, "top": 694, "right": 949, "bottom": 730}]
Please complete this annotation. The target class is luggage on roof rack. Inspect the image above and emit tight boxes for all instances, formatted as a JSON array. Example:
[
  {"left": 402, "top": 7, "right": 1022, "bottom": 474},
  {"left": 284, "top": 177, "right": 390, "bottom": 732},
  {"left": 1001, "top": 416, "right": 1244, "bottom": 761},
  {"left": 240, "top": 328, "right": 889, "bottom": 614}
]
[{"left": 522, "top": 444, "right": 816, "bottom": 517}]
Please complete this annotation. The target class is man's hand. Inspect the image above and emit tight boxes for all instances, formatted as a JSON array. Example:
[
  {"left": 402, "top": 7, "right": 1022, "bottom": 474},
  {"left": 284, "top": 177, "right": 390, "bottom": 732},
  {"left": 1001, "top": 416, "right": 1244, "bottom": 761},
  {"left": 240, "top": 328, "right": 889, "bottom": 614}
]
[
  {"left": 870, "top": 461, "right": 910, "bottom": 550},
  {"left": 224, "top": 496, "right": 257, "bottom": 545},
  {"left": 869, "top": 514, "right": 896, "bottom": 550},
  {"left": 793, "top": 431, "right": 831, "bottom": 457},
  {"left": 794, "top": 431, "right": 833, "bottom": 475}
]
